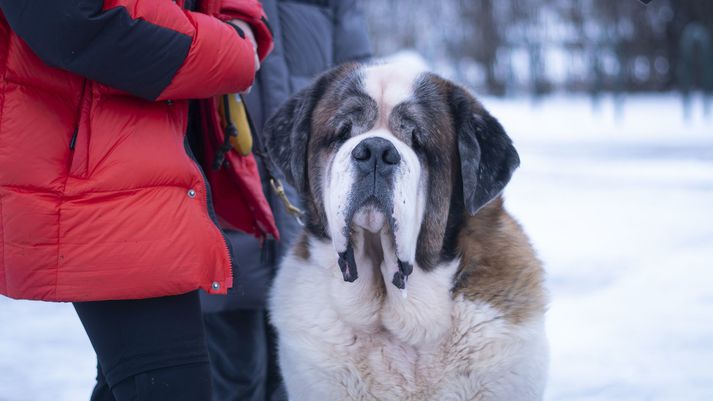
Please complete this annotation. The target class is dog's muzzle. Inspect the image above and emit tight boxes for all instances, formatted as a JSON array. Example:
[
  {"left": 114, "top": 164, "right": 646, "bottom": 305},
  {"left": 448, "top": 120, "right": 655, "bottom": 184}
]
[{"left": 326, "top": 132, "right": 424, "bottom": 292}]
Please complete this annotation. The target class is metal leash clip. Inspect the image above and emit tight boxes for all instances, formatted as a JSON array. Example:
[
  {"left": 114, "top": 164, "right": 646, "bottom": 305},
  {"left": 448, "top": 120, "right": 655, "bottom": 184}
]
[{"left": 270, "top": 178, "right": 305, "bottom": 226}]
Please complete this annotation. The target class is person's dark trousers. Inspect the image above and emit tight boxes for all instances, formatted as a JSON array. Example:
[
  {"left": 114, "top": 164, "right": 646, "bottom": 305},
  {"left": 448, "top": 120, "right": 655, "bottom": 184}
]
[
  {"left": 203, "top": 309, "right": 288, "bottom": 401},
  {"left": 73, "top": 291, "right": 212, "bottom": 401}
]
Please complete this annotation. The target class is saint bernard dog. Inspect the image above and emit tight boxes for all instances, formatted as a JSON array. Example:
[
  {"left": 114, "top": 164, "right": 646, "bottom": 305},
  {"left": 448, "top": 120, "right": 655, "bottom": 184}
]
[{"left": 264, "top": 59, "right": 548, "bottom": 401}]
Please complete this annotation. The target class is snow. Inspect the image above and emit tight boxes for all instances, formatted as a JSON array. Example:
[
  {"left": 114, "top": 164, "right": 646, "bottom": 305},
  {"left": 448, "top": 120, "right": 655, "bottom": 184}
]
[
  {"left": 1, "top": 93, "right": 712, "bottom": 400},
  {"left": 494, "top": 94, "right": 713, "bottom": 401},
  {"left": 0, "top": 298, "right": 95, "bottom": 401}
]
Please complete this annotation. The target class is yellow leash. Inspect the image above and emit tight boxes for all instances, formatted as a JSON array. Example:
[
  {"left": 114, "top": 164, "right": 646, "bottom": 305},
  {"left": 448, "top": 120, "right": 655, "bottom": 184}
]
[
  {"left": 217, "top": 94, "right": 305, "bottom": 225},
  {"left": 218, "top": 94, "right": 253, "bottom": 156}
]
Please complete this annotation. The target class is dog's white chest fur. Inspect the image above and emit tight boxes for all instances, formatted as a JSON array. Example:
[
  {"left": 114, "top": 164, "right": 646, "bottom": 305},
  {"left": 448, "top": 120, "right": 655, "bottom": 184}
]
[{"left": 269, "top": 240, "right": 547, "bottom": 401}]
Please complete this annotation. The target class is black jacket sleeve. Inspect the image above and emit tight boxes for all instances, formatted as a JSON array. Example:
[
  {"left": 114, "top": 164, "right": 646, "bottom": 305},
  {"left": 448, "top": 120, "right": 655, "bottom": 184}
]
[{"left": 0, "top": 0, "right": 193, "bottom": 100}]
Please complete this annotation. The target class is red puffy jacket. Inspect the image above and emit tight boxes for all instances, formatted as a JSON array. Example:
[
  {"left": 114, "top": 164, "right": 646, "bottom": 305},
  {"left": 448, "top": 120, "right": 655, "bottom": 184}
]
[{"left": 0, "top": 0, "right": 278, "bottom": 302}]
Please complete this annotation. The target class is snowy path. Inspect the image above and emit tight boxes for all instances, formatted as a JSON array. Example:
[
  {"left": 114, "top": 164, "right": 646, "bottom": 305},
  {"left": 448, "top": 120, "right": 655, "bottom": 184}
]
[{"left": 1, "top": 95, "right": 712, "bottom": 401}]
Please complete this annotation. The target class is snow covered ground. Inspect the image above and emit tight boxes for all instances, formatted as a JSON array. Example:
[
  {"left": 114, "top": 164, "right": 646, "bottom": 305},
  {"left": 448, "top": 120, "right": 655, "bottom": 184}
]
[
  {"left": 1, "top": 93, "right": 712, "bottom": 401},
  {"left": 493, "top": 94, "right": 713, "bottom": 401}
]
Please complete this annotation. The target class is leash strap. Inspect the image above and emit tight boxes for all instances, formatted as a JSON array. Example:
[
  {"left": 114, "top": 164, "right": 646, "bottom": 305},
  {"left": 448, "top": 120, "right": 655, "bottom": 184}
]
[{"left": 220, "top": 94, "right": 305, "bottom": 225}]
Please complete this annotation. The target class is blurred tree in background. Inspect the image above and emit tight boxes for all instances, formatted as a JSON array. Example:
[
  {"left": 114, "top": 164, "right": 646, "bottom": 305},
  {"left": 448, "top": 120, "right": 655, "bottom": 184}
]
[{"left": 362, "top": 0, "right": 713, "bottom": 96}]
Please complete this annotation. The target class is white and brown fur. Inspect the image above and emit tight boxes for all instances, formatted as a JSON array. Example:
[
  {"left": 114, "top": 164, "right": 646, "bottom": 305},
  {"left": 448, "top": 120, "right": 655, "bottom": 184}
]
[{"left": 264, "top": 60, "right": 548, "bottom": 401}]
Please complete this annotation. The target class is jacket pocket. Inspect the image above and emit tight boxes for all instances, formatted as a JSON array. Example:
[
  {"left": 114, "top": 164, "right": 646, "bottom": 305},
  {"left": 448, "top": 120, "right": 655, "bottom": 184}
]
[{"left": 68, "top": 81, "right": 91, "bottom": 178}]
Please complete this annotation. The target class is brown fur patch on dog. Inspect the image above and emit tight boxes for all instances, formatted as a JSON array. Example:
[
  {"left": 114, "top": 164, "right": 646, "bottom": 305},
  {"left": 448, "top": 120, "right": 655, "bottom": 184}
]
[{"left": 452, "top": 197, "right": 548, "bottom": 325}]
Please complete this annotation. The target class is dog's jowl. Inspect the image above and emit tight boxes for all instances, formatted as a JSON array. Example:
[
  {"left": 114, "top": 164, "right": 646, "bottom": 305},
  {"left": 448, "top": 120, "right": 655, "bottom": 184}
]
[{"left": 265, "top": 59, "right": 548, "bottom": 401}]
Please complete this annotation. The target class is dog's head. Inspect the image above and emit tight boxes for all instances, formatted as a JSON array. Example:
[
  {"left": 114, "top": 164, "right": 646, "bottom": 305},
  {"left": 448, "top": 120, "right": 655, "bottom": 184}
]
[{"left": 264, "top": 60, "right": 519, "bottom": 288}]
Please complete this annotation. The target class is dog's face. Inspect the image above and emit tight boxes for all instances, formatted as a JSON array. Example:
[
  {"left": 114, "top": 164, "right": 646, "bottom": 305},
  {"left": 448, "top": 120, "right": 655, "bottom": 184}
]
[{"left": 264, "top": 61, "right": 519, "bottom": 288}]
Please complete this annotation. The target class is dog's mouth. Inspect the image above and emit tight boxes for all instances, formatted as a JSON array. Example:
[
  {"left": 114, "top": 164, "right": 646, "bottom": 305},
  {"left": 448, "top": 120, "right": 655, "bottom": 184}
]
[
  {"left": 336, "top": 202, "right": 413, "bottom": 291},
  {"left": 352, "top": 205, "right": 386, "bottom": 233}
]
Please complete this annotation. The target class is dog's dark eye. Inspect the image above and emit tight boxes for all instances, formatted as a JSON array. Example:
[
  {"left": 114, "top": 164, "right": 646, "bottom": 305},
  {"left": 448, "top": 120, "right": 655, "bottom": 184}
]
[
  {"left": 337, "top": 121, "right": 352, "bottom": 141},
  {"left": 411, "top": 128, "right": 421, "bottom": 148}
]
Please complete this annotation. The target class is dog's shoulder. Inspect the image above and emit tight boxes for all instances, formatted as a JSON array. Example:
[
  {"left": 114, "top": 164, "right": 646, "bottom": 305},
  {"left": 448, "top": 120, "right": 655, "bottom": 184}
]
[{"left": 452, "top": 197, "right": 548, "bottom": 326}]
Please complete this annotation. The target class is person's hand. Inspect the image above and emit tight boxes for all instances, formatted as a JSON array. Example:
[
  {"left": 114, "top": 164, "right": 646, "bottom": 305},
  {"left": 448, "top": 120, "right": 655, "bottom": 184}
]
[{"left": 230, "top": 19, "right": 259, "bottom": 73}]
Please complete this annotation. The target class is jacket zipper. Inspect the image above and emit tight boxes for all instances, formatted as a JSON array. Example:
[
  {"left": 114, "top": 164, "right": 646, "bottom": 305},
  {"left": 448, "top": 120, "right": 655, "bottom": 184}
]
[
  {"left": 183, "top": 126, "right": 234, "bottom": 288},
  {"left": 176, "top": 0, "right": 231, "bottom": 289}
]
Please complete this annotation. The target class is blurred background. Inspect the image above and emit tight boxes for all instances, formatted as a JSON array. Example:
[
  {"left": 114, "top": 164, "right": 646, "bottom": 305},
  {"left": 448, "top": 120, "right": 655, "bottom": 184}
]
[
  {"left": 365, "top": 0, "right": 712, "bottom": 103},
  {"left": 2, "top": 1, "right": 712, "bottom": 400}
]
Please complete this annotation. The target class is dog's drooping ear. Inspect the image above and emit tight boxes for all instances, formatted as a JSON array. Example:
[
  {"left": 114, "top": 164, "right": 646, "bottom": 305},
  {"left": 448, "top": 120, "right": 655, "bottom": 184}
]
[
  {"left": 262, "top": 66, "right": 348, "bottom": 192},
  {"left": 450, "top": 85, "right": 520, "bottom": 215}
]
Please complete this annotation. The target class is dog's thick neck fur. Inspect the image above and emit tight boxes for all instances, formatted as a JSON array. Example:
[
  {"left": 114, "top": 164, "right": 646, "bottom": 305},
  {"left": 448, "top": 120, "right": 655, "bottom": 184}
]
[
  {"left": 271, "top": 196, "right": 548, "bottom": 400},
  {"left": 292, "top": 195, "right": 547, "bottom": 329}
]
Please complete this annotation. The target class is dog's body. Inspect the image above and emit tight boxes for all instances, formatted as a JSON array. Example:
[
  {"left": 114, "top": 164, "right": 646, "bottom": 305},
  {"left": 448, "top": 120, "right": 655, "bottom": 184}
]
[{"left": 265, "top": 60, "right": 548, "bottom": 401}]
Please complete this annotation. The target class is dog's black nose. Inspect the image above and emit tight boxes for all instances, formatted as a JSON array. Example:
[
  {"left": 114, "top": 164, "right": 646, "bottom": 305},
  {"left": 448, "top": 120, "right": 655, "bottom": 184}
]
[{"left": 352, "top": 137, "right": 401, "bottom": 175}]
